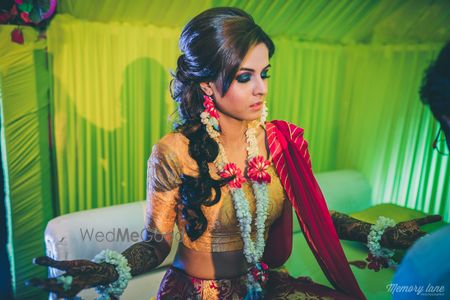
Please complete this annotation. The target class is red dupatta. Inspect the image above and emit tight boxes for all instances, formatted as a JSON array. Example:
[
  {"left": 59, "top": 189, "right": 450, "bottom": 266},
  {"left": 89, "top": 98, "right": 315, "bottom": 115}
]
[{"left": 262, "top": 120, "right": 366, "bottom": 300}]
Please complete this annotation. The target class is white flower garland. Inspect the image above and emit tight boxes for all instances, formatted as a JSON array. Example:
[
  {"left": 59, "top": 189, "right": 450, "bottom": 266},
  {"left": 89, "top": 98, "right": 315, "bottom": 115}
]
[
  {"left": 367, "top": 216, "right": 397, "bottom": 267},
  {"left": 213, "top": 125, "right": 269, "bottom": 261},
  {"left": 201, "top": 99, "right": 270, "bottom": 298},
  {"left": 92, "top": 249, "right": 132, "bottom": 300}
]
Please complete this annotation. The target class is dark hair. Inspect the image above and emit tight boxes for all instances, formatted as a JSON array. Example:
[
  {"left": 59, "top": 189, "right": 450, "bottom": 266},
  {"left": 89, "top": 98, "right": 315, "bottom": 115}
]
[
  {"left": 169, "top": 7, "right": 275, "bottom": 241},
  {"left": 420, "top": 41, "right": 450, "bottom": 114}
]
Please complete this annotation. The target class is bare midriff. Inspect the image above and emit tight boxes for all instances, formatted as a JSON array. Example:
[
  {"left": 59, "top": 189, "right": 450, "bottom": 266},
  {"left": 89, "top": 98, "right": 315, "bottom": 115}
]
[{"left": 172, "top": 243, "right": 251, "bottom": 279}]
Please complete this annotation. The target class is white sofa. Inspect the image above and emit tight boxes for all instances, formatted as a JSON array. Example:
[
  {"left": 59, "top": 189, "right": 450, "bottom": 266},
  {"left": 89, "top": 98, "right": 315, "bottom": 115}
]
[{"left": 45, "top": 169, "right": 372, "bottom": 300}]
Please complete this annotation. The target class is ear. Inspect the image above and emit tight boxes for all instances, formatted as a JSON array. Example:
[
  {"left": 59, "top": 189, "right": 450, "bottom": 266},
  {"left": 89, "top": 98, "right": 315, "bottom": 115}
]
[{"left": 199, "top": 82, "right": 214, "bottom": 96}]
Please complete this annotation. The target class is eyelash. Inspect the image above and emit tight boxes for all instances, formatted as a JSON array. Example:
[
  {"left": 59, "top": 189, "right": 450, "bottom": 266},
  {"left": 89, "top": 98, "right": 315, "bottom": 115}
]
[{"left": 236, "top": 70, "right": 271, "bottom": 83}]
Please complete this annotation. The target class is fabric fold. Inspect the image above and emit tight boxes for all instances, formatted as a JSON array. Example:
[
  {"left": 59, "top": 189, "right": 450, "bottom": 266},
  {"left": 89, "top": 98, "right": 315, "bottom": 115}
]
[{"left": 263, "top": 120, "right": 366, "bottom": 300}]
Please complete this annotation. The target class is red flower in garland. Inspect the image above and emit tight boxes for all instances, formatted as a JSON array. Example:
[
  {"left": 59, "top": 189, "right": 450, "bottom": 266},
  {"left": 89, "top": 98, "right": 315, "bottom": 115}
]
[
  {"left": 250, "top": 262, "right": 269, "bottom": 287},
  {"left": 219, "top": 163, "right": 246, "bottom": 189},
  {"left": 365, "top": 253, "right": 389, "bottom": 272},
  {"left": 247, "top": 155, "right": 271, "bottom": 183},
  {"left": 20, "top": 12, "right": 30, "bottom": 23},
  {"left": 203, "top": 95, "right": 220, "bottom": 119}
]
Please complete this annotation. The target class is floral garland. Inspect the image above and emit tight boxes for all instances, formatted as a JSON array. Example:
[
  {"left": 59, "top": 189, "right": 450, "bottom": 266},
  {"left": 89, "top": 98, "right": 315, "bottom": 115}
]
[
  {"left": 92, "top": 249, "right": 132, "bottom": 300},
  {"left": 201, "top": 95, "right": 271, "bottom": 299},
  {"left": 366, "top": 216, "right": 397, "bottom": 271}
]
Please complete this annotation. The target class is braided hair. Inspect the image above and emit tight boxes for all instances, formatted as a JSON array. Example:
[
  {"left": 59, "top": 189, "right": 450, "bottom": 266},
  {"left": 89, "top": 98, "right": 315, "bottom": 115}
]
[{"left": 169, "top": 7, "right": 275, "bottom": 241}]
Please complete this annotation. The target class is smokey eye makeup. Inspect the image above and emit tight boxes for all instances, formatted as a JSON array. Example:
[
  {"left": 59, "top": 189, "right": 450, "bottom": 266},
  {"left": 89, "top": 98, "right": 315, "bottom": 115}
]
[{"left": 235, "top": 68, "right": 271, "bottom": 83}]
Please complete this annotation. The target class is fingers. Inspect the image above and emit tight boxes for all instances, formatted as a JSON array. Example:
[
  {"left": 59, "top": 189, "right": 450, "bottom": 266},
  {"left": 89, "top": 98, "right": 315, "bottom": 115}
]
[
  {"left": 26, "top": 277, "right": 64, "bottom": 293},
  {"left": 415, "top": 215, "right": 442, "bottom": 226},
  {"left": 33, "top": 256, "right": 73, "bottom": 272},
  {"left": 32, "top": 256, "right": 102, "bottom": 275},
  {"left": 25, "top": 277, "right": 54, "bottom": 288},
  {"left": 26, "top": 277, "right": 81, "bottom": 298},
  {"left": 33, "top": 256, "right": 59, "bottom": 267}
]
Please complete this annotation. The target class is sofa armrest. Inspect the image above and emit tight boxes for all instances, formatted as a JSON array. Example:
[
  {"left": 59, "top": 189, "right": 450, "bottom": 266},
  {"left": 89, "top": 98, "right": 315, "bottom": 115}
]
[
  {"left": 291, "top": 169, "right": 372, "bottom": 233},
  {"left": 45, "top": 201, "right": 179, "bottom": 277},
  {"left": 315, "top": 169, "right": 372, "bottom": 213}
]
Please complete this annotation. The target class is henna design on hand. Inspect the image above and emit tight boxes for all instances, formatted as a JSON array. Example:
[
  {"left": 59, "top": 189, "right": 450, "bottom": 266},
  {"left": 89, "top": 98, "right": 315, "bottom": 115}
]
[
  {"left": 330, "top": 210, "right": 372, "bottom": 243},
  {"left": 121, "top": 239, "right": 162, "bottom": 276},
  {"left": 330, "top": 211, "right": 442, "bottom": 250}
]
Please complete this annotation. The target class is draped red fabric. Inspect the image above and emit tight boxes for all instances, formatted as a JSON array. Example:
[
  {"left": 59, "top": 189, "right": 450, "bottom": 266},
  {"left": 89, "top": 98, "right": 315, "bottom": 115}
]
[{"left": 262, "top": 120, "right": 366, "bottom": 300}]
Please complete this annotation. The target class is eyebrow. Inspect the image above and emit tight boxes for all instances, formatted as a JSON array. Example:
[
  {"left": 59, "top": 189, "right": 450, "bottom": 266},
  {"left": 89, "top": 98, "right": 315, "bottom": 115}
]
[{"left": 238, "top": 64, "right": 271, "bottom": 72}]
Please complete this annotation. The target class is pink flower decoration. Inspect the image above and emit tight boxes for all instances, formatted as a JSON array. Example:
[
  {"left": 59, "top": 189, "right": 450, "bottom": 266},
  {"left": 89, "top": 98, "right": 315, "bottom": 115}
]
[
  {"left": 15, "top": 0, "right": 23, "bottom": 5},
  {"left": 11, "top": 28, "right": 24, "bottom": 44},
  {"left": 219, "top": 163, "right": 246, "bottom": 189},
  {"left": 203, "top": 95, "right": 220, "bottom": 120},
  {"left": 249, "top": 263, "right": 269, "bottom": 287},
  {"left": 20, "top": 11, "right": 30, "bottom": 23},
  {"left": 247, "top": 155, "right": 271, "bottom": 183}
]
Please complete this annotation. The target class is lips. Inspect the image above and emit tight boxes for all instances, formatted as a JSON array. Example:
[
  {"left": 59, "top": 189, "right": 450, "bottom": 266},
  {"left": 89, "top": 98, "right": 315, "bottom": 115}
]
[{"left": 250, "top": 101, "right": 262, "bottom": 107}]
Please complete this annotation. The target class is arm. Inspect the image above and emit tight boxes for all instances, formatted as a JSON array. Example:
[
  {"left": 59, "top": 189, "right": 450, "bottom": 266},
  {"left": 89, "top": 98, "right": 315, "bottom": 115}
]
[
  {"left": 120, "top": 136, "right": 182, "bottom": 276},
  {"left": 330, "top": 210, "right": 442, "bottom": 249},
  {"left": 29, "top": 136, "right": 182, "bottom": 297},
  {"left": 330, "top": 210, "right": 371, "bottom": 244},
  {"left": 120, "top": 231, "right": 172, "bottom": 277}
]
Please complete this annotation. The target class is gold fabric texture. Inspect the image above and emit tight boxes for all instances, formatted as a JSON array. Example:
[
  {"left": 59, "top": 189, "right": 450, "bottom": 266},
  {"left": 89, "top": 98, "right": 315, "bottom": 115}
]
[{"left": 145, "top": 132, "right": 287, "bottom": 252}]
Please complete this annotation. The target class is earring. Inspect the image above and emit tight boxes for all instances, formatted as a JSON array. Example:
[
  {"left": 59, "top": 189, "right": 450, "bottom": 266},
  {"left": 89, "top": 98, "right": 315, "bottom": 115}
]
[
  {"left": 200, "top": 95, "right": 220, "bottom": 137},
  {"left": 260, "top": 101, "right": 268, "bottom": 125}
]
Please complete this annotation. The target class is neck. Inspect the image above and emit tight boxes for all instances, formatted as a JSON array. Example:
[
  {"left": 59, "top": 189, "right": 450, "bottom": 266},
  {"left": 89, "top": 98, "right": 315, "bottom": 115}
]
[{"left": 217, "top": 112, "right": 253, "bottom": 149}]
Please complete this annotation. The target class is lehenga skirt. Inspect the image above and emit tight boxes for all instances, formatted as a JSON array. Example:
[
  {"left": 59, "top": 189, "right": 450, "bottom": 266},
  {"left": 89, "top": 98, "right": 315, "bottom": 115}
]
[{"left": 156, "top": 265, "right": 355, "bottom": 299}]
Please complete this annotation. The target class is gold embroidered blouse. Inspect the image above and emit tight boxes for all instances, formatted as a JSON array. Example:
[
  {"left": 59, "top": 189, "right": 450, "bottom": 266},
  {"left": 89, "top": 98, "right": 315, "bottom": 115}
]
[{"left": 145, "top": 131, "right": 287, "bottom": 252}]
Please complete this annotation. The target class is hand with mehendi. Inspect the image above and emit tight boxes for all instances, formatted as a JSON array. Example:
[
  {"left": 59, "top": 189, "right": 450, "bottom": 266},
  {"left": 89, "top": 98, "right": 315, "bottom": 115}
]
[
  {"left": 330, "top": 210, "right": 443, "bottom": 249},
  {"left": 27, "top": 234, "right": 166, "bottom": 298},
  {"left": 380, "top": 215, "right": 443, "bottom": 249},
  {"left": 26, "top": 256, "right": 119, "bottom": 299}
]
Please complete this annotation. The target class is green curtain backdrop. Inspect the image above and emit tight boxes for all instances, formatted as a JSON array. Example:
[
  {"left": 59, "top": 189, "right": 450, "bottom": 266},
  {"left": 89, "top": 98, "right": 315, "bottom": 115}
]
[
  {"left": 269, "top": 40, "right": 449, "bottom": 219},
  {"left": 47, "top": 15, "right": 181, "bottom": 214},
  {"left": 335, "top": 44, "right": 449, "bottom": 216},
  {"left": 46, "top": 14, "right": 449, "bottom": 222},
  {"left": 0, "top": 26, "right": 52, "bottom": 299}
]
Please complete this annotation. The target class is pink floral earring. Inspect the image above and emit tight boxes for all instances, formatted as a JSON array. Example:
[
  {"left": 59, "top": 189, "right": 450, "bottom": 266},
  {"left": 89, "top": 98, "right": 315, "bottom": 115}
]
[{"left": 200, "top": 94, "right": 220, "bottom": 136}]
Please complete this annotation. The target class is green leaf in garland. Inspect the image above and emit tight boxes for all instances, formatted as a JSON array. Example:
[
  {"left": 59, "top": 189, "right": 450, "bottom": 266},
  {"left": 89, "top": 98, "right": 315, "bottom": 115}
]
[
  {"left": 18, "top": 1, "right": 33, "bottom": 13},
  {"left": 29, "top": 7, "right": 41, "bottom": 23}
]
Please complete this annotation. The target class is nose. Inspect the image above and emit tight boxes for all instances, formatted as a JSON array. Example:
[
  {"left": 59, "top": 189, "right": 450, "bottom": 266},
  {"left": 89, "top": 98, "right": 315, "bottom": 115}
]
[{"left": 253, "top": 76, "right": 268, "bottom": 96}]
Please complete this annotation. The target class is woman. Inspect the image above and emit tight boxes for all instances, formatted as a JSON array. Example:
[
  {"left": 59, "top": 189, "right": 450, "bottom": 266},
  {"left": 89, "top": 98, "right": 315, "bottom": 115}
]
[{"left": 28, "top": 7, "right": 440, "bottom": 300}]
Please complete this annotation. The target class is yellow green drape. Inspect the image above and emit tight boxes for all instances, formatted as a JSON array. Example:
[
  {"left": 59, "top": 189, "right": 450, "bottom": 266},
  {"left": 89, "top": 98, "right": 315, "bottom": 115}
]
[
  {"left": 270, "top": 40, "right": 449, "bottom": 219},
  {"left": 0, "top": 26, "right": 52, "bottom": 299},
  {"left": 47, "top": 15, "right": 181, "bottom": 213},
  {"left": 46, "top": 14, "right": 449, "bottom": 219}
]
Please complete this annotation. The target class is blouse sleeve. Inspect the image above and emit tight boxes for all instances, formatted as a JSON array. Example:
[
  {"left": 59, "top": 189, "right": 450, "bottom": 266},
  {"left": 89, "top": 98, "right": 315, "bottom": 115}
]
[{"left": 145, "top": 137, "right": 183, "bottom": 236}]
